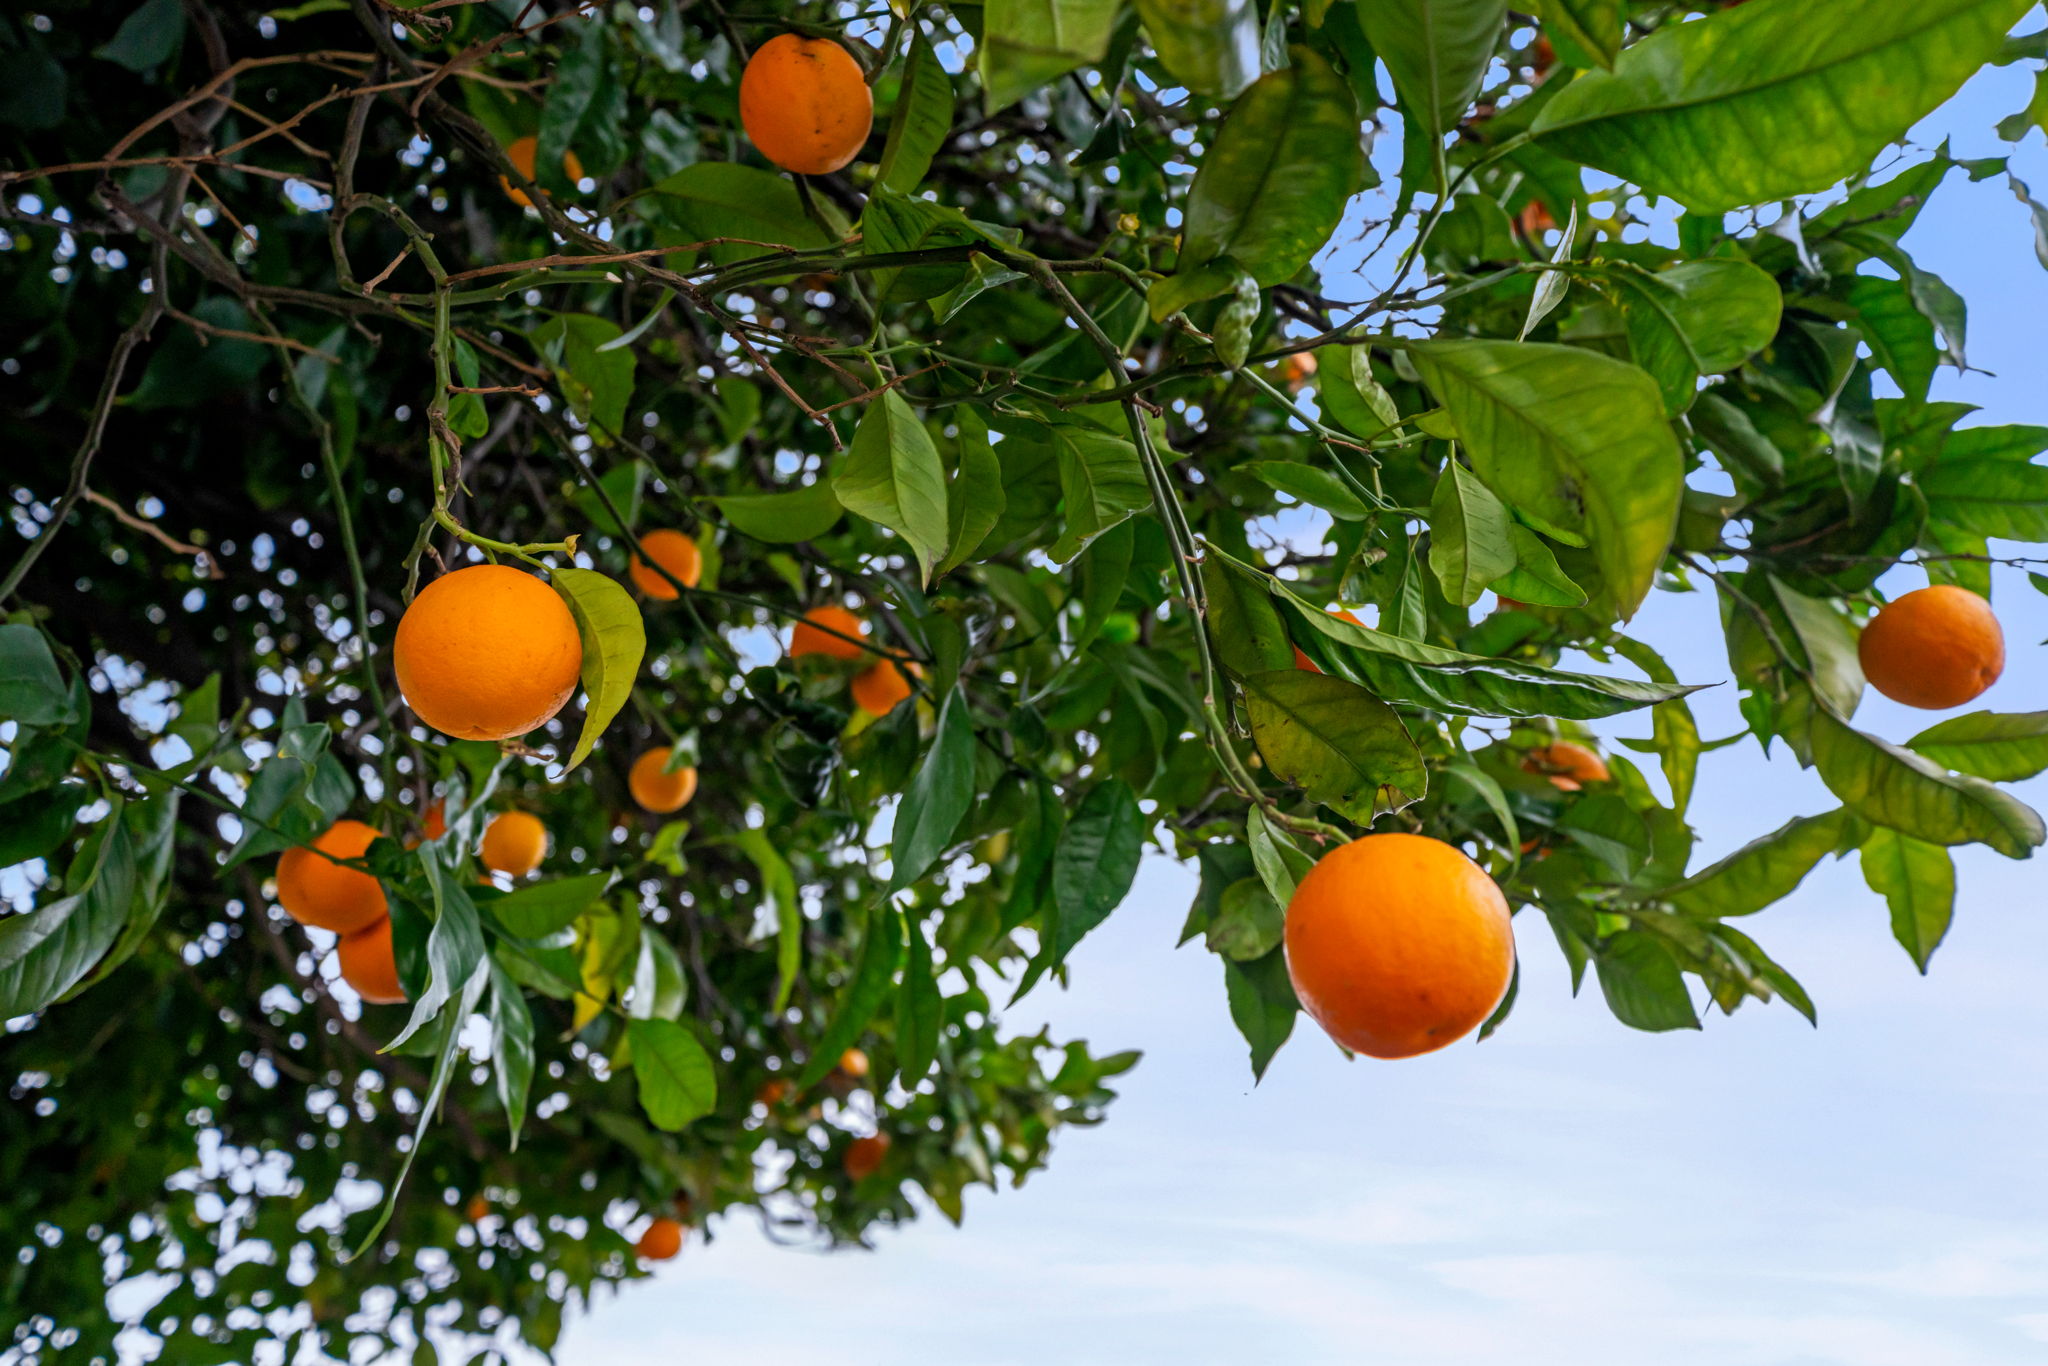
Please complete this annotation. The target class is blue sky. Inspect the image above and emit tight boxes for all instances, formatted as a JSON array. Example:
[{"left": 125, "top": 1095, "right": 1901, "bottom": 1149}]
[{"left": 539, "top": 50, "right": 2048, "bottom": 1366}]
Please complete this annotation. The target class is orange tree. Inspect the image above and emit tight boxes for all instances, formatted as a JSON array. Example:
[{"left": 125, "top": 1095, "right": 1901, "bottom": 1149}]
[{"left": 6, "top": 0, "right": 2048, "bottom": 1357}]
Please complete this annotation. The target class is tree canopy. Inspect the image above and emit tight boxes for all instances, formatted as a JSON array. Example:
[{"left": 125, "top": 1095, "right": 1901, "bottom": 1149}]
[{"left": 6, "top": 0, "right": 2048, "bottom": 1359}]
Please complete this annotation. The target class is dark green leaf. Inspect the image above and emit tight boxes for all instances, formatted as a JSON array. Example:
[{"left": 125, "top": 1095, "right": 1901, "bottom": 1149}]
[
  {"left": 1205, "top": 878, "right": 1285, "bottom": 961},
  {"left": 1594, "top": 931, "right": 1699, "bottom": 1032},
  {"left": 878, "top": 33, "right": 955, "bottom": 194},
  {"left": 1200, "top": 548, "right": 1296, "bottom": 677},
  {"left": 488, "top": 962, "right": 536, "bottom": 1146},
  {"left": 1661, "top": 809, "right": 1853, "bottom": 918},
  {"left": 1241, "top": 669, "right": 1427, "bottom": 821},
  {"left": 488, "top": 872, "right": 611, "bottom": 939},
  {"left": 0, "top": 625, "right": 75, "bottom": 727},
  {"left": 712, "top": 481, "right": 845, "bottom": 544},
  {"left": 1357, "top": 1, "right": 1506, "bottom": 144},
  {"left": 95, "top": 0, "right": 185, "bottom": 72},
  {"left": 1531, "top": 0, "right": 1622, "bottom": 69},
  {"left": 837, "top": 392, "right": 951, "bottom": 585},
  {"left": 895, "top": 910, "right": 942, "bottom": 1084},
  {"left": 1222, "top": 948, "right": 1298, "bottom": 1081},
  {"left": 939, "top": 409, "right": 1006, "bottom": 576},
  {"left": 1040, "top": 778, "right": 1145, "bottom": 971},
  {"left": 1428, "top": 459, "right": 1516, "bottom": 606},
  {"left": 796, "top": 902, "right": 902, "bottom": 1088},
  {"left": 890, "top": 688, "right": 978, "bottom": 889},
  {"left": 532, "top": 314, "right": 636, "bottom": 439},
  {"left": 390, "top": 844, "right": 488, "bottom": 1050}
]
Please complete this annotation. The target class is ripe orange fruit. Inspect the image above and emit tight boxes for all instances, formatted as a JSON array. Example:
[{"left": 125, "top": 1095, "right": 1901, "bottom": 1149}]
[
  {"left": 1517, "top": 199, "right": 1558, "bottom": 240},
  {"left": 421, "top": 800, "right": 447, "bottom": 842},
  {"left": 790, "top": 605, "right": 867, "bottom": 660},
  {"left": 850, "top": 658, "right": 916, "bottom": 716},
  {"left": 336, "top": 917, "right": 406, "bottom": 1004},
  {"left": 499, "top": 134, "right": 586, "bottom": 207},
  {"left": 756, "top": 1078, "right": 791, "bottom": 1107},
  {"left": 738, "top": 34, "right": 873, "bottom": 176},
  {"left": 1284, "top": 833, "right": 1515, "bottom": 1060},
  {"left": 1858, "top": 584, "right": 2005, "bottom": 710},
  {"left": 466, "top": 1195, "right": 490, "bottom": 1223},
  {"left": 1293, "top": 609, "right": 1364, "bottom": 673},
  {"left": 838, "top": 1047, "right": 870, "bottom": 1079},
  {"left": 479, "top": 810, "right": 547, "bottom": 877},
  {"left": 277, "top": 820, "right": 389, "bottom": 935},
  {"left": 843, "top": 1133, "right": 890, "bottom": 1182},
  {"left": 1279, "top": 351, "right": 1318, "bottom": 392},
  {"left": 629, "top": 747, "right": 699, "bottom": 813},
  {"left": 1521, "top": 741, "right": 1609, "bottom": 792},
  {"left": 635, "top": 1216, "right": 684, "bottom": 1261},
  {"left": 628, "top": 529, "right": 703, "bottom": 600},
  {"left": 393, "top": 565, "right": 584, "bottom": 742}
]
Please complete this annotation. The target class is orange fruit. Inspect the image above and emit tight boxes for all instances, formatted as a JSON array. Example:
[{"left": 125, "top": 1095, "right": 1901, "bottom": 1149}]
[
  {"left": 838, "top": 1047, "right": 870, "bottom": 1079},
  {"left": 393, "top": 565, "right": 584, "bottom": 742},
  {"left": 1293, "top": 609, "right": 1363, "bottom": 673},
  {"left": 738, "top": 34, "right": 873, "bottom": 176},
  {"left": 1279, "top": 352, "right": 1318, "bottom": 392},
  {"left": 1284, "top": 833, "right": 1515, "bottom": 1060},
  {"left": 277, "top": 819, "right": 389, "bottom": 935},
  {"left": 1517, "top": 199, "right": 1557, "bottom": 240},
  {"left": 635, "top": 1216, "right": 684, "bottom": 1261},
  {"left": 850, "top": 658, "right": 916, "bottom": 716},
  {"left": 629, "top": 747, "right": 699, "bottom": 813},
  {"left": 336, "top": 917, "right": 406, "bottom": 1004},
  {"left": 756, "top": 1078, "right": 791, "bottom": 1107},
  {"left": 1858, "top": 584, "right": 2005, "bottom": 710},
  {"left": 466, "top": 1195, "right": 490, "bottom": 1223},
  {"left": 499, "top": 134, "right": 587, "bottom": 207},
  {"left": 790, "top": 605, "right": 867, "bottom": 660},
  {"left": 1521, "top": 741, "right": 1609, "bottom": 792},
  {"left": 628, "top": 529, "right": 703, "bottom": 600},
  {"left": 843, "top": 1133, "right": 890, "bottom": 1182},
  {"left": 479, "top": 810, "right": 547, "bottom": 877},
  {"left": 421, "top": 800, "right": 447, "bottom": 841}
]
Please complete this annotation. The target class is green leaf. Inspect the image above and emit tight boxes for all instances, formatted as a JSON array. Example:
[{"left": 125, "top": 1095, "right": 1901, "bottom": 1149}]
[
  {"left": 1860, "top": 827, "right": 1956, "bottom": 973},
  {"left": 836, "top": 392, "right": 951, "bottom": 585},
  {"left": 1607, "top": 260, "right": 1784, "bottom": 414},
  {"left": 1531, "top": 0, "right": 2033, "bottom": 213},
  {"left": 1241, "top": 669, "right": 1427, "bottom": 821},
  {"left": 1771, "top": 577, "right": 1866, "bottom": 720},
  {"left": 532, "top": 314, "right": 636, "bottom": 439},
  {"left": 0, "top": 625, "right": 75, "bottom": 727},
  {"left": 1918, "top": 426, "right": 2048, "bottom": 540},
  {"left": 1043, "top": 418, "right": 1150, "bottom": 564},
  {"left": 1042, "top": 778, "right": 1145, "bottom": 967},
  {"left": 1661, "top": 809, "right": 1853, "bottom": 918},
  {"left": 1240, "top": 460, "right": 1370, "bottom": 520},
  {"left": 1849, "top": 275, "right": 1937, "bottom": 403},
  {"left": 1177, "top": 49, "right": 1362, "bottom": 287},
  {"left": 1531, "top": 0, "right": 1622, "bottom": 69},
  {"left": 1314, "top": 345, "right": 1401, "bottom": 439},
  {"left": 488, "top": 872, "right": 611, "bottom": 938},
  {"left": 939, "top": 409, "right": 1006, "bottom": 576},
  {"left": 1520, "top": 202, "right": 1579, "bottom": 341},
  {"left": 979, "top": 0, "right": 1120, "bottom": 111},
  {"left": 488, "top": 962, "right": 536, "bottom": 1147},
  {"left": 626, "top": 1018, "right": 718, "bottom": 1131},
  {"left": 895, "top": 910, "right": 942, "bottom": 1084},
  {"left": 1147, "top": 257, "right": 1249, "bottom": 322},
  {"left": 648, "top": 163, "right": 831, "bottom": 265},
  {"left": 1490, "top": 524, "right": 1587, "bottom": 608},
  {"left": 1908, "top": 710, "right": 2048, "bottom": 782},
  {"left": 1811, "top": 705, "right": 2045, "bottom": 860},
  {"left": 629, "top": 930, "right": 688, "bottom": 1022},
  {"left": 1410, "top": 339, "right": 1682, "bottom": 619},
  {"left": 797, "top": 901, "right": 902, "bottom": 1088},
  {"left": 712, "top": 480, "right": 845, "bottom": 544},
  {"left": 537, "top": 17, "right": 626, "bottom": 185},
  {"left": 1222, "top": 948, "right": 1298, "bottom": 1081},
  {"left": 1073, "top": 519, "right": 1135, "bottom": 656},
  {"left": 878, "top": 33, "right": 955, "bottom": 194},
  {"left": 1200, "top": 550, "right": 1296, "bottom": 676},
  {"left": 931, "top": 252, "right": 1029, "bottom": 324},
  {"left": 1356, "top": 0, "right": 1506, "bottom": 144},
  {"left": 96, "top": 0, "right": 185, "bottom": 72},
  {"left": 736, "top": 826, "right": 803, "bottom": 1012},
  {"left": 1428, "top": 459, "right": 1516, "bottom": 606},
  {"left": 1136, "top": 0, "right": 1261, "bottom": 97},
  {"left": 547, "top": 567, "right": 645, "bottom": 775},
  {"left": 0, "top": 804, "right": 135, "bottom": 1018},
  {"left": 1205, "top": 878, "right": 1285, "bottom": 961},
  {"left": 890, "top": 688, "right": 978, "bottom": 890},
  {"left": 1246, "top": 804, "right": 1314, "bottom": 906},
  {"left": 1594, "top": 932, "right": 1699, "bottom": 1032},
  {"left": 390, "top": 844, "right": 488, "bottom": 1050}
]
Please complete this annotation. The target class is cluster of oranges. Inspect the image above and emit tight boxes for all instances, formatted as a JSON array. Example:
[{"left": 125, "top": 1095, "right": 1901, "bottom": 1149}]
[{"left": 789, "top": 603, "right": 919, "bottom": 717}]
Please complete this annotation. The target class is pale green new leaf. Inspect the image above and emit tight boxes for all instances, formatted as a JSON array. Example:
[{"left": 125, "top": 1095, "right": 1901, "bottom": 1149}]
[
  {"left": 1907, "top": 710, "right": 2048, "bottom": 782},
  {"left": 1428, "top": 459, "right": 1516, "bottom": 606},
  {"left": 1860, "top": 826, "right": 1956, "bottom": 972},
  {"left": 548, "top": 567, "right": 646, "bottom": 774}
]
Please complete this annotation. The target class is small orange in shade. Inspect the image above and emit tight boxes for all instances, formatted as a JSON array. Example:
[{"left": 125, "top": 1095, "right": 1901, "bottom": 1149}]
[
  {"left": 479, "top": 810, "right": 548, "bottom": 877},
  {"left": 790, "top": 605, "right": 867, "bottom": 660},
  {"left": 850, "top": 658, "right": 916, "bottom": 716},
  {"left": 336, "top": 917, "right": 406, "bottom": 1004},
  {"left": 628, "top": 529, "right": 703, "bottom": 599},
  {"left": 629, "top": 747, "right": 699, "bottom": 813},
  {"left": 1292, "top": 609, "right": 1364, "bottom": 673},
  {"left": 1279, "top": 351, "right": 1318, "bottom": 392},
  {"left": 1517, "top": 199, "right": 1558, "bottom": 241},
  {"left": 755, "top": 1078, "right": 791, "bottom": 1107},
  {"left": 838, "top": 1047, "right": 870, "bottom": 1079},
  {"left": 499, "top": 134, "right": 586, "bottom": 207},
  {"left": 1857, "top": 584, "right": 2005, "bottom": 710},
  {"left": 1284, "top": 833, "right": 1515, "bottom": 1060},
  {"left": 843, "top": 1133, "right": 890, "bottom": 1182},
  {"left": 277, "top": 820, "right": 389, "bottom": 935},
  {"left": 1521, "top": 741, "right": 1610, "bottom": 792},
  {"left": 738, "top": 34, "right": 874, "bottom": 176},
  {"left": 466, "top": 1195, "right": 491, "bottom": 1223},
  {"left": 421, "top": 800, "right": 446, "bottom": 841},
  {"left": 393, "top": 565, "right": 584, "bottom": 742},
  {"left": 635, "top": 1216, "right": 684, "bottom": 1261}
]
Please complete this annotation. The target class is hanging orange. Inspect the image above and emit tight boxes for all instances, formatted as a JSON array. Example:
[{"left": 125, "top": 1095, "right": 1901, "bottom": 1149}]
[
  {"left": 635, "top": 1216, "right": 684, "bottom": 1261},
  {"left": 336, "top": 917, "right": 406, "bottom": 1005},
  {"left": 1293, "top": 609, "right": 1364, "bottom": 673},
  {"left": 277, "top": 819, "right": 389, "bottom": 935},
  {"left": 629, "top": 747, "right": 699, "bottom": 814},
  {"left": 843, "top": 1133, "right": 890, "bottom": 1182},
  {"left": 479, "top": 811, "right": 548, "bottom": 877},
  {"left": 850, "top": 658, "right": 916, "bottom": 716},
  {"left": 1521, "top": 741, "right": 1610, "bottom": 792},
  {"left": 790, "top": 605, "right": 867, "bottom": 660},
  {"left": 1858, "top": 584, "right": 2005, "bottom": 710},
  {"left": 738, "top": 34, "right": 873, "bottom": 176},
  {"left": 499, "top": 134, "right": 586, "bottom": 207},
  {"left": 393, "top": 565, "right": 584, "bottom": 742},
  {"left": 628, "top": 529, "right": 703, "bottom": 600}
]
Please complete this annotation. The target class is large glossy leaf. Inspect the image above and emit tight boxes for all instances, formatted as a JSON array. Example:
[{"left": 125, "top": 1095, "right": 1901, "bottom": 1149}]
[
  {"left": 1811, "top": 706, "right": 2045, "bottom": 859},
  {"left": 836, "top": 391, "right": 951, "bottom": 585},
  {"left": 1136, "top": 0, "right": 1261, "bottom": 97},
  {"left": 1044, "top": 419, "right": 1150, "bottom": 564},
  {"left": 1222, "top": 948, "right": 1297, "bottom": 1081},
  {"left": 1907, "top": 711, "right": 2048, "bottom": 782},
  {"left": 1199, "top": 550, "right": 1295, "bottom": 677},
  {"left": 1043, "top": 778, "right": 1144, "bottom": 966},
  {"left": 711, "top": 481, "right": 845, "bottom": 544},
  {"left": 877, "top": 32, "right": 954, "bottom": 195},
  {"left": 938, "top": 409, "right": 1006, "bottom": 577},
  {"left": 979, "top": 0, "right": 1120, "bottom": 111},
  {"left": 889, "top": 687, "right": 978, "bottom": 890},
  {"left": 0, "top": 806, "right": 135, "bottom": 1018},
  {"left": 1860, "top": 827, "right": 1956, "bottom": 973},
  {"left": 531, "top": 314, "right": 636, "bottom": 440},
  {"left": 1661, "top": 809, "right": 1853, "bottom": 919},
  {"left": 1356, "top": 0, "right": 1506, "bottom": 143},
  {"left": 1917, "top": 425, "right": 2048, "bottom": 540},
  {"left": 1606, "top": 260, "right": 1784, "bottom": 415},
  {"left": 1410, "top": 339, "right": 1682, "bottom": 618},
  {"left": 1595, "top": 931, "right": 1699, "bottom": 1032},
  {"left": 488, "top": 872, "right": 612, "bottom": 939},
  {"left": 1241, "top": 669, "right": 1427, "bottom": 821},
  {"left": 548, "top": 567, "right": 645, "bottom": 775},
  {"left": 648, "top": 163, "right": 831, "bottom": 264},
  {"left": 1427, "top": 459, "right": 1516, "bottom": 606},
  {"left": 1176, "top": 49, "right": 1361, "bottom": 288},
  {"left": 627, "top": 1018, "right": 717, "bottom": 1131},
  {"left": 390, "top": 844, "right": 488, "bottom": 1050},
  {"left": 1532, "top": 0, "right": 2033, "bottom": 213},
  {"left": 1531, "top": 0, "right": 1622, "bottom": 69}
]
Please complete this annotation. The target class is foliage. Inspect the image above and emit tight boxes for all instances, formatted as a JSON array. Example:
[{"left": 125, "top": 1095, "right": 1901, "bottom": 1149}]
[{"left": 4, "top": 0, "right": 2048, "bottom": 1358}]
